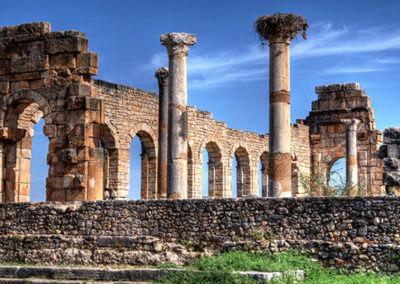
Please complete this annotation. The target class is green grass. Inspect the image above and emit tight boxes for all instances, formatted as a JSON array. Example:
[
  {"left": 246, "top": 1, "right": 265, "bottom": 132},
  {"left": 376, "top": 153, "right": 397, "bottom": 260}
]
[{"left": 157, "top": 250, "right": 400, "bottom": 283}]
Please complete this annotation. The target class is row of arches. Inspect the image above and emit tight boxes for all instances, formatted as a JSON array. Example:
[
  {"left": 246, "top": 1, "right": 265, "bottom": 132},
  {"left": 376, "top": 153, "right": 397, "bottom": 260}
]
[{"left": 1, "top": 91, "right": 305, "bottom": 202}]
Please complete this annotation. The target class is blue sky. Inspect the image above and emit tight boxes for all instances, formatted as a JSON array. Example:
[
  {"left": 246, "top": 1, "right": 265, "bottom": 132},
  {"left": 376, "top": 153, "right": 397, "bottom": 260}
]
[{"left": 2, "top": 0, "right": 400, "bottom": 201}]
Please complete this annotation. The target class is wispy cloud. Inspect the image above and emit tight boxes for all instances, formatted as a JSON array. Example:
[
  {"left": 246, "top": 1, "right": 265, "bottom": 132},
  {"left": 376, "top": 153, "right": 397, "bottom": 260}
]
[
  {"left": 141, "top": 22, "right": 400, "bottom": 89},
  {"left": 324, "top": 66, "right": 385, "bottom": 74}
]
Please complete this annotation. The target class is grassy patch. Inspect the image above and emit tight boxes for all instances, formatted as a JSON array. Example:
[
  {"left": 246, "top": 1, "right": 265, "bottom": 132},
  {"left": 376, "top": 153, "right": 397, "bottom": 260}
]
[{"left": 157, "top": 250, "right": 400, "bottom": 283}]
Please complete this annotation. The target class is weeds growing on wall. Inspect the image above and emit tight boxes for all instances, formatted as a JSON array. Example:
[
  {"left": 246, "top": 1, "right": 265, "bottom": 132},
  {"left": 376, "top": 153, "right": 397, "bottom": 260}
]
[{"left": 299, "top": 160, "right": 365, "bottom": 196}]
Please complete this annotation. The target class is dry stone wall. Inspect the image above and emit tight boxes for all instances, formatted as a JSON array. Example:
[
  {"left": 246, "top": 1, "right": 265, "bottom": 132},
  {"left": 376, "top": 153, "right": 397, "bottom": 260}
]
[{"left": 1, "top": 197, "right": 400, "bottom": 271}]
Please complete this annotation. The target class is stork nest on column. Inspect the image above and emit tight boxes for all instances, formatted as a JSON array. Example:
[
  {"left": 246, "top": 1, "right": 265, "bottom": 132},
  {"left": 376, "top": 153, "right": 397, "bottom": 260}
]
[{"left": 255, "top": 13, "right": 308, "bottom": 45}]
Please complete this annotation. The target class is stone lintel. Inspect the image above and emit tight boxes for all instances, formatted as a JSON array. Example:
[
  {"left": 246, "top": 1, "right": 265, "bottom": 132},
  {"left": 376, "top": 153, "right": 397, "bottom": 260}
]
[
  {"left": 255, "top": 13, "right": 308, "bottom": 43},
  {"left": 315, "top": 83, "right": 360, "bottom": 94},
  {"left": 160, "top": 32, "right": 197, "bottom": 55}
]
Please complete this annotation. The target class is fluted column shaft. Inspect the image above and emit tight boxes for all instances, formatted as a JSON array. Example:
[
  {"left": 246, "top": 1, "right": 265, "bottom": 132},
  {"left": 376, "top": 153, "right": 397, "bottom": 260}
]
[{"left": 161, "top": 33, "right": 196, "bottom": 199}]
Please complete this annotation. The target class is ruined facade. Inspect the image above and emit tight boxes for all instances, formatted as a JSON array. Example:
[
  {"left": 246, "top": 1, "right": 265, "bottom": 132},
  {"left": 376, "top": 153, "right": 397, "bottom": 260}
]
[{"left": 0, "top": 21, "right": 384, "bottom": 203}]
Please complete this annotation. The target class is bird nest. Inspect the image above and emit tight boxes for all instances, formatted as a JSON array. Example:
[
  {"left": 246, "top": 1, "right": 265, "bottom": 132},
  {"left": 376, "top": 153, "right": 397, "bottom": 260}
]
[{"left": 255, "top": 13, "right": 308, "bottom": 44}]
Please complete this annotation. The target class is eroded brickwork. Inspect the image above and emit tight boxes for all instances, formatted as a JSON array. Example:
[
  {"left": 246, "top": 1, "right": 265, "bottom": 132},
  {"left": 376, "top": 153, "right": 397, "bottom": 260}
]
[
  {"left": 305, "top": 83, "right": 384, "bottom": 195},
  {"left": 0, "top": 22, "right": 103, "bottom": 202}
]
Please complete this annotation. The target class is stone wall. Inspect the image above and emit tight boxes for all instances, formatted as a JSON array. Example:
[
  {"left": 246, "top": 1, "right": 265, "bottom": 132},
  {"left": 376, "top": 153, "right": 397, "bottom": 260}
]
[
  {"left": 306, "top": 83, "right": 383, "bottom": 195},
  {"left": 187, "top": 106, "right": 310, "bottom": 198},
  {"left": 379, "top": 128, "right": 400, "bottom": 194},
  {"left": 1, "top": 197, "right": 400, "bottom": 271}
]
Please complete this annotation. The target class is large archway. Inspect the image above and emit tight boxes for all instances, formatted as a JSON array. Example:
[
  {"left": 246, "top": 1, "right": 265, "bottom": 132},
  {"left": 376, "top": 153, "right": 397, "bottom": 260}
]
[
  {"left": 1, "top": 98, "right": 50, "bottom": 202},
  {"left": 201, "top": 142, "right": 223, "bottom": 198},
  {"left": 232, "top": 147, "right": 250, "bottom": 197},
  {"left": 129, "top": 130, "right": 157, "bottom": 199}
]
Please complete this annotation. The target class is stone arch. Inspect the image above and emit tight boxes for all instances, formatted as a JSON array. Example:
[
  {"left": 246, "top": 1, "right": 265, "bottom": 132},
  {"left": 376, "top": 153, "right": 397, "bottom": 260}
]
[
  {"left": 98, "top": 119, "right": 120, "bottom": 199},
  {"left": 129, "top": 126, "right": 157, "bottom": 199},
  {"left": 0, "top": 90, "right": 52, "bottom": 203},
  {"left": 0, "top": 89, "right": 51, "bottom": 125},
  {"left": 199, "top": 140, "right": 224, "bottom": 198},
  {"left": 229, "top": 144, "right": 251, "bottom": 197}
]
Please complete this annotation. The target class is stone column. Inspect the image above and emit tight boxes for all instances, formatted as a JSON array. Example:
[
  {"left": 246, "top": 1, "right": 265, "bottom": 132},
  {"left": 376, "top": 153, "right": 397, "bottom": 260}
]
[
  {"left": 161, "top": 32, "right": 196, "bottom": 199},
  {"left": 261, "top": 166, "right": 269, "bottom": 197},
  {"left": 255, "top": 13, "right": 308, "bottom": 197},
  {"left": 155, "top": 67, "right": 169, "bottom": 199},
  {"left": 342, "top": 119, "right": 360, "bottom": 195}
]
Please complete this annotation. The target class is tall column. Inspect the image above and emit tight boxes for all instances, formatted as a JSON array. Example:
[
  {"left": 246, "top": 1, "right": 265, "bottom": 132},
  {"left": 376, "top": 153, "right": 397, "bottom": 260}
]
[
  {"left": 155, "top": 67, "right": 169, "bottom": 199},
  {"left": 342, "top": 119, "right": 360, "bottom": 195},
  {"left": 255, "top": 13, "right": 308, "bottom": 197},
  {"left": 161, "top": 32, "right": 196, "bottom": 199}
]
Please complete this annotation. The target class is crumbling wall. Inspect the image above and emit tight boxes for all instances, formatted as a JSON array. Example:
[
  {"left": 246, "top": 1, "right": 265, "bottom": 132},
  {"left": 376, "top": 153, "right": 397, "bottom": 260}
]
[
  {"left": 0, "top": 22, "right": 103, "bottom": 202},
  {"left": 94, "top": 80, "right": 159, "bottom": 199},
  {"left": 379, "top": 128, "right": 400, "bottom": 194},
  {"left": 305, "top": 83, "right": 383, "bottom": 195}
]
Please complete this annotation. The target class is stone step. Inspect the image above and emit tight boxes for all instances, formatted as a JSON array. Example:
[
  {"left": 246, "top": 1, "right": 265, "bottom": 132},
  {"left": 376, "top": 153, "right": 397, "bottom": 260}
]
[{"left": 0, "top": 265, "right": 305, "bottom": 283}]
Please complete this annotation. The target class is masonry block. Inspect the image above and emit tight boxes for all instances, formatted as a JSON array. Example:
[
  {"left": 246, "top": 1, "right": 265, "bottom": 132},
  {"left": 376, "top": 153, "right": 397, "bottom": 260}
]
[
  {"left": 46, "top": 36, "right": 88, "bottom": 54},
  {"left": 10, "top": 55, "right": 49, "bottom": 73}
]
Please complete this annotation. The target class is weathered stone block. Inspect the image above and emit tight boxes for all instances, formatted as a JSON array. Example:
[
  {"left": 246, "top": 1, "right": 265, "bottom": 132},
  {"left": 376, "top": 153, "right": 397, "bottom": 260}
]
[
  {"left": 60, "top": 149, "right": 77, "bottom": 163},
  {"left": 0, "top": 79, "right": 9, "bottom": 93},
  {"left": 77, "top": 52, "right": 98, "bottom": 68},
  {"left": 387, "top": 144, "right": 400, "bottom": 158},
  {"left": 10, "top": 55, "right": 49, "bottom": 73},
  {"left": 0, "top": 22, "right": 51, "bottom": 37},
  {"left": 0, "top": 59, "right": 9, "bottom": 75},
  {"left": 46, "top": 36, "right": 88, "bottom": 54},
  {"left": 384, "top": 128, "right": 400, "bottom": 144},
  {"left": 27, "top": 41, "right": 45, "bottom": 57},
  {"left": 49, "top": 53, "right": 76, "bottom": 69},
  {"left": 67, "top": 84, "right": 92, "bottom": 97}
]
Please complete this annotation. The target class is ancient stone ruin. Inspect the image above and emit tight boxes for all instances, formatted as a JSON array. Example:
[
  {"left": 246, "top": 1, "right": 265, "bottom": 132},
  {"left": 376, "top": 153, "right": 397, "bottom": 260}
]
[
  {"left": 0, "top": 14, "right": 396, "bottom": 271},
  {"left": 0, "top": 20, "right": 384, "bottom": 203}
]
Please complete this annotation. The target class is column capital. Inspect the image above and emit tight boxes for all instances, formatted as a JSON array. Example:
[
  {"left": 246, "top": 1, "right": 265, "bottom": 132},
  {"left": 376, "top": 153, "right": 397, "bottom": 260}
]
[
  {"left": 155, "top": 67, "right": 169, "bottom": 84},
  {"left": 341, "top": 118, "right": 360, "bottom": 131},
  {"left": 255, "top": 13, "right": 308, "bottom": 44},
  {"left": 161, "top": 32, "right": 197, "bottom": 56}
]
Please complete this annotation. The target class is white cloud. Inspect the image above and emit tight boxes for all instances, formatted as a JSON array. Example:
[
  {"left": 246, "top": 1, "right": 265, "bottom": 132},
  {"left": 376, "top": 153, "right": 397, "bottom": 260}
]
[{"left": 141, "top": 22, "right": 400, "bottom": 88}]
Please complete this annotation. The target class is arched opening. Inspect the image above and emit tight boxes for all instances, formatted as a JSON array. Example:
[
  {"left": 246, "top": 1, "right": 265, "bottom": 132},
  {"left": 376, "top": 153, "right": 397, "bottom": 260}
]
[
  {"left": 259, "top": 151, "right": 268, "bottom": 197},
  {"left": 201, "top": 142, "right": 223, "bottom": 198},
  {"left": 233, "top": 147, "right": 250, "bottom": 197},
  {"left": 98, "top": 124, "right": 118, "bottom": 200},
  {"left": 2, "top": 99, "right": 49, "bottom": 202},
  {"left": 30, "top": 118, "right": 48, "bottom": 202},
  {"left": 231, "top": 155, "right": 237, "bottom": 197},
  {"left": 128, "top": 131, "right": 157, "bottom": 200},
  {"left": 328, "top": 158, "right": 346, "bottom": 196}
]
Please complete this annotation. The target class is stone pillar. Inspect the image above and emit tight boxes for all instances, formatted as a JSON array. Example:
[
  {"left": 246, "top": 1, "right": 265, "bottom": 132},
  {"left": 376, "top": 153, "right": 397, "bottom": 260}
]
[
  {"left": 342, "top": 119, "right": 360, "bottom": 195},
  {"left": 208, "top": 161, "right": 215, "bottom": 197},
  {"left": 255, "top": 13, "right": 308, "bottom": 197},
  {"left": 155, "top": 67, "right": 169, "bottom": 199},
  {"left": 161, "top": 33, "right": 196, "bottom": 199},
  {"left": 261, "top": 167, "right": 268, "bottom": 197}
]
